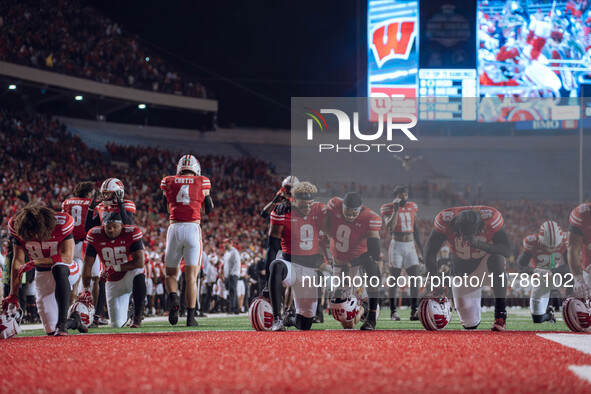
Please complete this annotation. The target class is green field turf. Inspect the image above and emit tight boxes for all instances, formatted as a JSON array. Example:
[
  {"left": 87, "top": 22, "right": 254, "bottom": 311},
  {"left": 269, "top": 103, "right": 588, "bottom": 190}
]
[{"left": 17, "top": 307, "right": 572, "bottom": 336}]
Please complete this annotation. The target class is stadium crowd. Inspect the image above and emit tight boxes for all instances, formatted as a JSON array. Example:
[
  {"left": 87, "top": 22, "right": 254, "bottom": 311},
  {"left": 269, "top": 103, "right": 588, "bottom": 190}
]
[
  {"left": 0, "top": 108, "right": 581, "bottom": 322},
  {"left": 0, "top": 0, "right": 207, "bottom": 97}
]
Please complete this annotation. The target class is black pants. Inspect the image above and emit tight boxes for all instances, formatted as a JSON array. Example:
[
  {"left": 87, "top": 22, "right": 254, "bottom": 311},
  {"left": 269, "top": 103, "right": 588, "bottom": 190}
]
[
  {"left": 226, "top": 275, "right": 239, "bottom": 313},
  {"left": 202, "top": 283, "right": 214, "bottom": 313}
]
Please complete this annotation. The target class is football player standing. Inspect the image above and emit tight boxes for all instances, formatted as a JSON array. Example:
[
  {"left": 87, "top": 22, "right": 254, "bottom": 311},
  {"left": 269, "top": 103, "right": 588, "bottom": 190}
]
[
  {"left": 380, "top": 186, "right": 424, "bottom": 321},
  {"left": 3, "top": 203, "right": 86, "bottom": 335},
  {"left": 423, "top": 206, "right": 511, "bottom": 331},
  {"left": 326, "top": 192, "right": 382, "bottom": 330},
  {"left": 267, "top": 182, "right": 326, "bottom": 331},
  {"left": 62, "top": 181, "right": 96, "bottom": 303},
  {"left": 82, "top": 212, "right": 145, "bottom": 328},
  {"left": 517, "top": 221, "right": 570, "bottom": 323},
  {"left": 160, "top": 154, "right": 213, "bottom": 327}
]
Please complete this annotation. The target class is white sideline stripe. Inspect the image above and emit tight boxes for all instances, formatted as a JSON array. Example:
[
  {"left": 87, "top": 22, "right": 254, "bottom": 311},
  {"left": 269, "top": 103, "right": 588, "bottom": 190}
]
[
  {"left": 538, "top": 333, "right": 591, "bottom": 383},
  {"left": 568, "top": 366, "right": 591, "bottom": 383},
  {"left": 538, "top": 333, "right": 591, "bottom": 356}
]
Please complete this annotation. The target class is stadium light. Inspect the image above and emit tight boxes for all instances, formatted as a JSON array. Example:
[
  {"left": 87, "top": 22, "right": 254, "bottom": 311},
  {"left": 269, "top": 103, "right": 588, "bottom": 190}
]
[
  {"left": 75, "top": 95, "right": 83, "bottom": 101},
  {"left": 138, "top": 104, "right": 147, "bottom": 109},
  {"left": 145, "top": 57, "right": 150, "bottom": 62},
  {"left": 8, "top": 84, "right": 16, "bottom": 90}
]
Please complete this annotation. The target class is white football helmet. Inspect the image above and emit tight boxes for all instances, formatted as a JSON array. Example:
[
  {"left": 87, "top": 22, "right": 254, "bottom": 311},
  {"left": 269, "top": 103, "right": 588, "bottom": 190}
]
[
  {"left": 418, "top": 297, "right": 452, "bottom": 331},
  {"left": 177, "top": 154, "right": 201, "bottom": 176},
  {"left": 208, "top": 253, "right": 219, "bottom": 265},
  {"left": 68, "top": 301, "right": 95, "bottom": 329},
  {"left": 100, "top": 178, "right": 124, "bottom": 206},
  {"left": 538, "top": 221, "right": 563, "bottom": 251},
  {"left": 248, "top": 297, "right": 273, "bottom": 331},
  {"left": 0, "top": 304, "right": 23, "bottom": 339},
  {"left": 562, "top": 297, "right": 591, "bottom": 333},
  {"left": 329, "top": 296, "right": 362, "bottom": 327},
  {"left": 281, "top": 175, "right": 299, "bottom": 188}
]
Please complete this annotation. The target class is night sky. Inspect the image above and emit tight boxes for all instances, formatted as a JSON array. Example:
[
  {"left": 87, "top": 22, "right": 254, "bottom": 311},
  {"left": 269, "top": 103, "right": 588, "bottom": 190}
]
[{"left": 91, "top": 1, "right": 364, "bottom": 129}]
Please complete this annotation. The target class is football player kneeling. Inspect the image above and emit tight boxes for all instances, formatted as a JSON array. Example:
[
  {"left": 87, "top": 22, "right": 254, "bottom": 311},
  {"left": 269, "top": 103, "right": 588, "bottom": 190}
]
[{"left": 0, "top": 304, "right": 23, "bottom": 339}]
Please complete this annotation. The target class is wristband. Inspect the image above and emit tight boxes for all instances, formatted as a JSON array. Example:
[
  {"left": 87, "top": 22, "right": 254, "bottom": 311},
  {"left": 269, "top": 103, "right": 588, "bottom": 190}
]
[
  {"left": 51, "top": 254, "right": 62, "bottom": 264},
  {"left": 114, "top": 265, "right": 122, "bottom": 272}
]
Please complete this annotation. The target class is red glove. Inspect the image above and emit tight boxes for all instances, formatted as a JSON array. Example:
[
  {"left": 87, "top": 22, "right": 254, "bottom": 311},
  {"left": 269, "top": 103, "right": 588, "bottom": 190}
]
[
  {"left": 77, "top": 290, "right": 93, "bottom": 307},
  {"left": 2, "top": 294, "right": 19, "bottom": 312},
  {"left": 17, "top": 261, "right": 35, "bottom": 281},
  {"left": 99, "top": 267, "right": 115, "bottom": 282}
]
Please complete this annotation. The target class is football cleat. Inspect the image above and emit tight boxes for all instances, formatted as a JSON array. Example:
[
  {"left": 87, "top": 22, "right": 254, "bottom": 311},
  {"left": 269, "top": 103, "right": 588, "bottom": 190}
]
[
  {"left": 418, "top": 297, "right": 452, "bottom": 331},
  {"left": 71, "top": 312, "right": 88, "bottom": 334},
  {"left": 271, "top": 317, "right": 286, "bottom": 332},
  {"left": 282, "top": 309, "right": 296, "bottom": 327},
  {"left": 130, "top": 315, "right": 143, "bottom": 328},
  {"left": 391, "top": 311, "right": 401, "bottom": 321},
  {"left": 168, "top": 293, "right": 180, "bottom": 326},
  {"left": 546, "top": 306, "right": 556, "bottom": 323},
  {"left": 410, "top": 309, "right": 419, "bottom": 321},
  {"left": 187, "top": 317, "right": 199, "bottom": 327},
  {"left": 360, "top": 318, "right": 376, "bottom": 331},
  {"left": 491, "top": 317, "right": 506, "bottom": 332},
  {"left": 54, "top": 322, "right": 68, "bottom": 336},
  {"left": 562, "top": 297, "right": 591, "bottom": 332},
  {"left": 68, "top": 301, "right": 94, "bottom": 330}
]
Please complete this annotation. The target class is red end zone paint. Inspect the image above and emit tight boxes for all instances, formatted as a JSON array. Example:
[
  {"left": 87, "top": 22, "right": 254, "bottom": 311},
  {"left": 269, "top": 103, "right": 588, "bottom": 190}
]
[{"left": 1, "top": 331, "right": 590, "bottom": 393}]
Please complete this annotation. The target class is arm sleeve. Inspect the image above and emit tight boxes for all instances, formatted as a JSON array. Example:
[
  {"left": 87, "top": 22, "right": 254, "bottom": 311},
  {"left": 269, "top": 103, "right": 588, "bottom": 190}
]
[
  {"left": 413, "top": 222, "right": 424, "bottom": 256},
  {"left": 130, "top": 240, "right": 144, "bottom": 253},
  {"left": 119, "top": 203, "right": 134, "bottom": 225},
  {"left": 473, "top": 229, "right": 511, "bottom": 258},
  {"left": 85, "top": 243, "right": 98, "bottom": 258},
  {"left": 204, "top": 195, "right": 214, "bottom": 214},
  {"left": 424, "top": 229, "right": 448, "bottom": 274},
  {"left": 85, "top": 209, "right": 100, "bottom": 232},
  {"left": 367, "top": 237, "right": 381, "bottom": 261},
  {"left": 161, "top": 193, "right": 168, "bottom": 212},
  {"left": 517, "top": 251, "right": 533, "bottom": 274}
]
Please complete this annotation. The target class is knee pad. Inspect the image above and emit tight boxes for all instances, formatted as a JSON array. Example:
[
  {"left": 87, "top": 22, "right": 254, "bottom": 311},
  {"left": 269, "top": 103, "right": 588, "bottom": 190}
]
[
  {"left": 463, "top": 322, "right": 480, "bottom": 330},
  {"left": 295, "top": 314, "right": 314, "bottom": 331},
  {"left": 487, "top": 255, "right": 505, "bottom": 275}
]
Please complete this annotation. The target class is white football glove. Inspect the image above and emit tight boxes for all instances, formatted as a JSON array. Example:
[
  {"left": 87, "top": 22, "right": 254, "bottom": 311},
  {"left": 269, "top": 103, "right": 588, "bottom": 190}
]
[
  {"left": 393, "top": 198, "right": 401, "bottom": 204},
  {"left": 574, "top": 275, "right": 591, "bottom": 299}
]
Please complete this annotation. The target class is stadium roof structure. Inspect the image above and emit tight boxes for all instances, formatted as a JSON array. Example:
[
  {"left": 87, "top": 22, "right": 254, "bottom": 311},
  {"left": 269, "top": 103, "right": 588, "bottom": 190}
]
[{"left": 0, "top": 61, "right": 218, "bottom": 131}]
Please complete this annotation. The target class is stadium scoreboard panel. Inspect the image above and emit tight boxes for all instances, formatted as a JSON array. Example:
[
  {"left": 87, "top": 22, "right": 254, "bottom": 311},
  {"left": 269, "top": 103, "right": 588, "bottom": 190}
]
[{"left": 367, "top": 0, "right": 591, "bottom": 124}]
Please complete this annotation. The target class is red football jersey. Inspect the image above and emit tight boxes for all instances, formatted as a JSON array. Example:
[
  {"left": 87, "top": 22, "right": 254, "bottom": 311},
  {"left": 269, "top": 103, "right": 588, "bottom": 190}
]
[
  {"left": 85, "top": 225, "right": 144, "bottom": 282},
  {"left": 380, "top": 201, "right": 418, "bottom": 233},
  {"left": 270, "top": 202, "right": 326, "bottom": 255},
  {"left": 62, "top": 197, "right": 92, "bottom": 241},
  {"left": 8, "top": 212, "right": 74, "bottom": 260},
  {"left": 93, "top": 200, "right": 136, "bottom": 224},
  {"left": 160, "top": 175, "right": 211, "bottom": 221},
  {"left": 434, "top": 206, "right": 504, "bottom": 260},
  {"left": 522, "top": 234, "right": 567, "bottom": 269},
  {"left": 569, "top": 203, "right": 591, "bottom": 269},
  {"left": 327, "top": 197, "right": 382, "bottom": 261}
]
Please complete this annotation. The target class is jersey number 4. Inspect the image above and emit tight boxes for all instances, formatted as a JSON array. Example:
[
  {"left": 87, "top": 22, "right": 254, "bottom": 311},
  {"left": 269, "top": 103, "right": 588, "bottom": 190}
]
[{"left": 176, "top": 185, "right": 191, "bottom": 204}]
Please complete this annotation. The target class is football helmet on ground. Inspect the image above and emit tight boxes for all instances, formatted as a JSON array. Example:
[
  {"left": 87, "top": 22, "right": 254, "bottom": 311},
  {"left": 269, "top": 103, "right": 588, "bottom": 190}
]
[
  {"left": 68, "top": 301, "right": 95, "bottom": 329},
  {"left": 418, "top": 296, "right": 452, "bottom": 331},
  {"left": 248, "top": 297, "right": 274, "bottom": 331},
  {"left": 0, "top": 304, "right": 23, "bottom": 339},
  {"left": 562, "top": 297, "right": 591, "bottom": 333}
]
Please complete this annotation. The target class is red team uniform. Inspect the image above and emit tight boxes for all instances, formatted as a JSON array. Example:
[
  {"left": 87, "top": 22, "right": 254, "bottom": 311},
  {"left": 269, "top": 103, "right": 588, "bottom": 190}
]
[
  {"left": 380, "top": 201, "right": 419, "bottom": 233},
  {"left": 434, "top": 205, "right": 504, "bottom": 261},
  {"left": 269, "top": 201, "right": 326, "bottom": 319},
  {"left": 381, "top": 201, "right": 420, "bottom": 270},
  {"left": 327, "top": 197, "right": 382, "bottom": 262},
  {"left": 62, "top": 197, "right": 93, "bottom": 275},
  {"left": 8, "top": 212, "right": 80, "bottom": 334},
  {"left": 569, "top": 203, "right": 591, "bottom": 270},
  {"left": 522, "top": 234, "right": 567, "bottom": 270},
  {"left": 160, "top": 174, "right": 211, "bottom": 268},
  {"left": 85, "top": 225, "right": 144, "bottom": 327},
  {"left": 92, "top": 200, "right": 136, "bottom": 224}
]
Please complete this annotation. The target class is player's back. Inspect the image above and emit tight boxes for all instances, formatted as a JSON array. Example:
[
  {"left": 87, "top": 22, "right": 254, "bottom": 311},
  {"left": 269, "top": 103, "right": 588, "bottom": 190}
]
[
  {"left": 62, "top": 197, "right": 92, "bottom": 241},
  {"left": 161, "top": 174, "right": 211, "bottom": 221},
  {"left": 8, "top": 212, "right": 74, "bottom": 259}
]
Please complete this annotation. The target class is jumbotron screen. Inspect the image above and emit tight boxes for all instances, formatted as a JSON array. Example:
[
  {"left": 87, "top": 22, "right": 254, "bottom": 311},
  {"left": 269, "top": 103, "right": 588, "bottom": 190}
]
[{"left": 368, "top": 0, "right": 591, "bottom": 122}]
